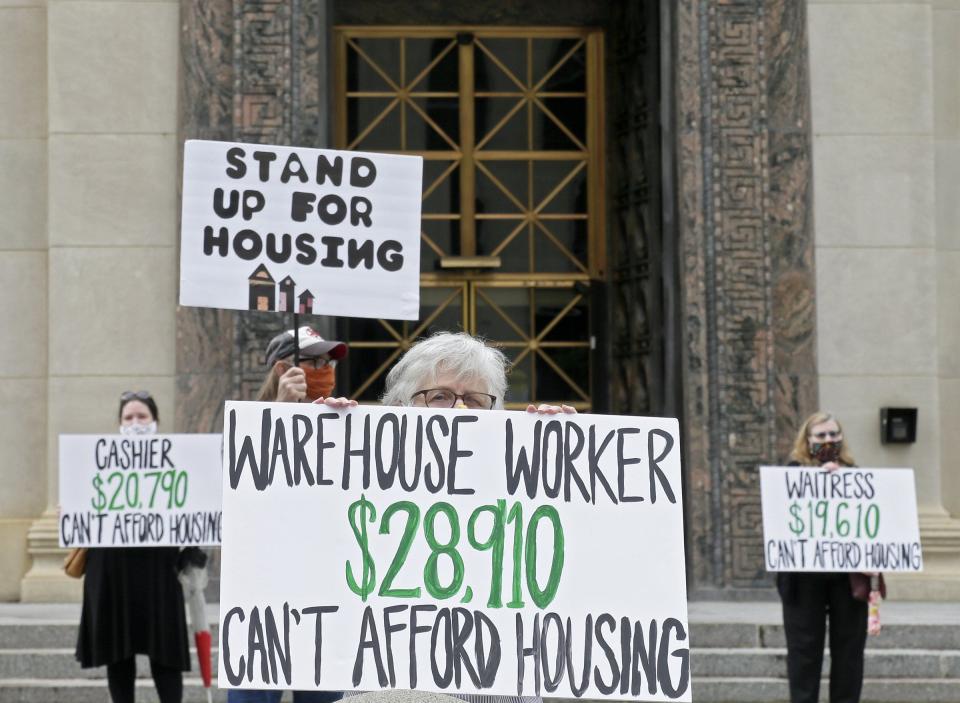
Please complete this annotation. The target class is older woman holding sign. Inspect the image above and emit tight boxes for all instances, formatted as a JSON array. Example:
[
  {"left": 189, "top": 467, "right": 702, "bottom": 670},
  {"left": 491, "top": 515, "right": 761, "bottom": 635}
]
[
  {"left": 779, "top": 411, "right": 882, "bottom": 703},
  {"left": 354, "top": 331, "right": 569, "bottom": 703},
  {"left": 381, "top": 331, "right": 575, "bottom": 417}
]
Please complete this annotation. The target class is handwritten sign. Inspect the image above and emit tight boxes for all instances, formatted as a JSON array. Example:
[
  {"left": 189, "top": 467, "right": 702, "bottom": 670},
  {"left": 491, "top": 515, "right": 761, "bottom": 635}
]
[
  {"left": 179, "top": 140, "right": 423, "bottom": 320},
  {"left": 58, "top": 434, "right": 223, "bottom": 547},
  {"left": 219, "top": 402, "right": 691, "bottom": 701},
  {"left": 760, "top": 466, "right": 923, "bottom": 572}
]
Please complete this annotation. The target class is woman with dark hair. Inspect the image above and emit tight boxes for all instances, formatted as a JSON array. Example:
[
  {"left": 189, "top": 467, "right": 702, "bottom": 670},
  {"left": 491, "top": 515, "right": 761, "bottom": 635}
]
[
  {"left": 778, "top": 411, "right": 876, "bottom": 703},
  {"left": 76, "top": 391, "right": 191, "bottom": 703}
]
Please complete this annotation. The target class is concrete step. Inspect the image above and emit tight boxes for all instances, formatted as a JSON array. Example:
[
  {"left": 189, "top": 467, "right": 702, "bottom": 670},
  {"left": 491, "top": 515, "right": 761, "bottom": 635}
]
[
  {"left": 5, "top": 621, "right": 958, "bottom": 652},
  {"left": 4, "top": 645, "right": 958, "bottom": 682},
  {"left": 0, "top": 678, "right": 227, "bottom": 703},
  {"left": 2, "top": 678, "right": 959, "bottom": 703},
  {"left": 693, "top": 677, "right": 960, "bottom": 703},
  {"left": 0, "top": 648, "right": 219, "bottom": 679},
  {"left": 691, "top": 647, "right": 960, "bottom": 679},
  {"left": 0, "top": 623, "right": 220, "bottom": 650},
  {"left": 691, "top": 622, "right": 960, "bottom": 650}
]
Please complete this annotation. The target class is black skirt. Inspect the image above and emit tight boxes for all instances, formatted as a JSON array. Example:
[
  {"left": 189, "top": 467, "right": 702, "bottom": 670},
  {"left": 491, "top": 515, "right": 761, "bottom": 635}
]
[{"left": 76, "top": 547, "right": 191, "bottom": 670}]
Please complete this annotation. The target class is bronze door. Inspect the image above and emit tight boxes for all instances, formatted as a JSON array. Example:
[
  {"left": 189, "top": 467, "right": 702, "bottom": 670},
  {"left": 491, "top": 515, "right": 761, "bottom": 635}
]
[{"left": 335, "top": 27, "right": 604, "bottom": 409}]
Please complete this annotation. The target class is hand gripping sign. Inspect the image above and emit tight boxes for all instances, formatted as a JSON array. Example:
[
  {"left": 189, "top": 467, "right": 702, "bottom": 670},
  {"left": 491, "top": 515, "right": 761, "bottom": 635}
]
[
  {"left": 218, "top": 402, "right": 692, "bottom": 701},
  {"left": 179, "top": 140, "right": 423, "bottom": 320},
  {"left": 760, "top": 465, "right": 923, "bottom": 573},
  {"left": 59, "top": 434, "right": 223, "bottom": 547}
]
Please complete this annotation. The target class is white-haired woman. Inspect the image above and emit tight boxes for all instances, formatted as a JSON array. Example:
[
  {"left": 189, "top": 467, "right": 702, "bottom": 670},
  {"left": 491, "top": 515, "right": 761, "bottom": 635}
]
[
  {"left": 380, "top": 331, "right": 574, "bottom": 416},
  {"left": 325, "top": 332, "right": 571, "bottom": 703}
]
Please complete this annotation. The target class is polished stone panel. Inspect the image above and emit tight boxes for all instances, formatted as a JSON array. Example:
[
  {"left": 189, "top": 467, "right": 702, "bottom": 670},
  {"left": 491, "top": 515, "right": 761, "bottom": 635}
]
[
  {"left": 0, "top": 380, "right": 47, "bottom": 518},
  {"left": 0, "top": 8, "right": 45, "bottom": 138},
  {"left": 49, "top": 135, "right": 177, "bottom": 247},
  {"left": 936, "top": 140, "right": 960, "bottom": 251},
  {"left": 48, "top": 2, "right": 178, "bottom": 134},
  {"left": 937, "top": 251, "right": 960, "bottom": 378},
  {"left": 939, "top": 378, "right": 960, "bottom": 516},
  {"left": 0, "top": 252, "right": 47, "bottom": 378},
  {"left": 808, "top": 3, "right": 932, "bottom": 135},
  {"left": 817, "top": 248, "right": 936, "bottom": 377},
  {"left": 49, "top": 248, "right": 175, "bottom": 376},
  {"left": 813, "top": 135, "right": 934, "bottom": 248},
  {"left": 0, "top": 139, "right": 46, "bottom": 250}
]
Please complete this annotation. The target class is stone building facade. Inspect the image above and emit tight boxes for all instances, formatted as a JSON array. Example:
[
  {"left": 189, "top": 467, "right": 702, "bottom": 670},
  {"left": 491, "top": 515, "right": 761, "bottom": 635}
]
[{"left": 1, "top": 0, "right": 958, "bottom": 601}]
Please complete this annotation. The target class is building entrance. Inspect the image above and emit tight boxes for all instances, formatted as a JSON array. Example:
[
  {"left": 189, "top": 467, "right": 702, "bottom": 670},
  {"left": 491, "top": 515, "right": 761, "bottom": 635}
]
[{"left": 334, "top": 27, "right": 605, "bottom": 409}]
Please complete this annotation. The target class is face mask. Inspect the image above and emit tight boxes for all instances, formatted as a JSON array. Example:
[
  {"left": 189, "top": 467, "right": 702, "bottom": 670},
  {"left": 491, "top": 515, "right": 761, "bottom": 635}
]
[
  {"left": 119, "top": 421, "right": 157, "bottom": 436},
  {"left": 275, "top": 361, "right": 336, "bottom": 401},
  {"left": 811, "top": 440, "right": 842, "bottom": 464},
  {"left": 304, "top": 366, "right": 335, "bottom": 400}
]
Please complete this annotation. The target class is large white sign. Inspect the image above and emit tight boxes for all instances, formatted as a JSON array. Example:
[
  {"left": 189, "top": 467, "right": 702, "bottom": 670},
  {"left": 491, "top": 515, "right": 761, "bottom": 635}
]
[
  {"left": 760, "top": 466, "right": 923, "bottom": 572},
  {"left": 59, "top": 434, "right": 223, "bottom": 548},
  {"left": 179, "top": 140, "right": 423, "bottom": 320},
  {"left": 219, "top": 402, "right": 691, "bottom": 701}
]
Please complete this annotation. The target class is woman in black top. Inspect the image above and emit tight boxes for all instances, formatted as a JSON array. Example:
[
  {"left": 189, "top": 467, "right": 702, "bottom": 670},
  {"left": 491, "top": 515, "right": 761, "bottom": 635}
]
[
  {"left": 778, "top": 411, "right": 866, "bottom": 703},
  {"left": 76, "top": 391, "right": 190, "bottom": 703}
]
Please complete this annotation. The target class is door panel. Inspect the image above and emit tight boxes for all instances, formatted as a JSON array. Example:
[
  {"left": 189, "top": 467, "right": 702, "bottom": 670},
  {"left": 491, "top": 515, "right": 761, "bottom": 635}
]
[{"left": 335, "top": 27, "right": 603, "bottom": 407}]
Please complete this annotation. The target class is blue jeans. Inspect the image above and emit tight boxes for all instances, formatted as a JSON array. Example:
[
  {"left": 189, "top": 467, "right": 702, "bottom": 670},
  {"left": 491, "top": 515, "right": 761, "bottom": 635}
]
[{"left": 226, "top": 691, "right": 342, "bottom": 703}]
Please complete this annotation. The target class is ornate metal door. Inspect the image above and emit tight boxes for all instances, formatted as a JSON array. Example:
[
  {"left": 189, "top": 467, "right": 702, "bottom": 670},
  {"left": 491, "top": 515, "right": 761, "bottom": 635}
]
[{"left": 334, "top": 27, "right": 604, "bottom": 409}]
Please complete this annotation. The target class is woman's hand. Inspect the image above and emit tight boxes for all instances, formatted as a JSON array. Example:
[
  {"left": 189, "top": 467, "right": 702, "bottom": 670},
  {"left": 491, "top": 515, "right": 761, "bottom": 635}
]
[
  {"left": 276, "top": 366, "right": 307, "bottom": 402},
  {"left": 822, "top": 461, "right": 841, "bottom": 472},
  {"left": 526, "top": 404, "right": 577, "bottom": 415},
  {"left": 312, "top": 396, "right": 358, "bottom": 408}
]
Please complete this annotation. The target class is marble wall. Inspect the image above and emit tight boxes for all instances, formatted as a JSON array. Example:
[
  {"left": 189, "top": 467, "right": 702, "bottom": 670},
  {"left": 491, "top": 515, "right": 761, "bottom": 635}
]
[
  {"left": 0, "top": 0, "right": 182, "bottom": 601},
  {"left": 0, "top": 2, "right": 47, "bottom": 601},
  {"left": 807, "top": 0, "right": 960, "bottom": 597},
  {"left": 675, "top": 0, "right": 819, "bottom": 592}
]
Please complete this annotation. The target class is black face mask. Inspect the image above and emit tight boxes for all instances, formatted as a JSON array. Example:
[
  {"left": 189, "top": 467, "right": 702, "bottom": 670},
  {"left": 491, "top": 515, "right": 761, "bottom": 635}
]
[{"left": 811, "top": 440, "right": 842, "bottom": 464}]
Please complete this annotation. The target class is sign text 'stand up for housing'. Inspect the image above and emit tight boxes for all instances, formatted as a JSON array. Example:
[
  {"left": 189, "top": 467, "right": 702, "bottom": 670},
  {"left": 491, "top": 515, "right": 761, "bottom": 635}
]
[{"left": 179, "top": 140, "right": 423, "bottom": 320}]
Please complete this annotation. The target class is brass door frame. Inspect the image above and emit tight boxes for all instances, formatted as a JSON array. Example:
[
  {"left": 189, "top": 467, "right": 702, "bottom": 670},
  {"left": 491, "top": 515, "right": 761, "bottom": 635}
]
[{"left": 334, "top": 25, "right": 604, "bottom": 408}]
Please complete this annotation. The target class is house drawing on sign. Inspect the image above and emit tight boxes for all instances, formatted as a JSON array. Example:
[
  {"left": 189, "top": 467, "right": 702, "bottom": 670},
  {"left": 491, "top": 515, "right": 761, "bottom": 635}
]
[
  {"left": 248, "top": 264, "right": 275, "bottom": 311},
  {"left": 298, "top": 289, "right": 315, "bottom": 314},
  {"left": 278, "top": 275, "right": 296, "bottom": 313}
]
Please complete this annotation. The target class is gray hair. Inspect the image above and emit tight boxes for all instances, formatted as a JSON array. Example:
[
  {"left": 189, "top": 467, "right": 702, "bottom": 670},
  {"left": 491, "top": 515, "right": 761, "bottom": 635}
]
[{"left": 381, "top": 332, "right": 508, "bottom": 409}]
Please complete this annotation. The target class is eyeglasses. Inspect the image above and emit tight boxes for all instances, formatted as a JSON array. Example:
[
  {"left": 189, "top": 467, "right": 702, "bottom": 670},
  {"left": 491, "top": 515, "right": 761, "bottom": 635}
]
[
  {"left": 810, "top": 430, "right": 842, "bottom": 440},
  {"left": 299, "top": 357, "right": 337, "bottom": 370},
  {"left": 120, "top": 390, "right": 153, "bottom": 402},
  {"left": 412, "top": 388, "right": 496, "bottom": 410}
]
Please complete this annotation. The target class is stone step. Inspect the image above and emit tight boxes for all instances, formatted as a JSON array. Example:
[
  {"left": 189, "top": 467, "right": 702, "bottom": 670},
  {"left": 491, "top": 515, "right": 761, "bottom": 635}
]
[
  {"left": 0, "top": 623, "right": 221, "bottom": 650},
  {"left": 693, "top": 677, "right": 960, "bottom": 703},
  {"left": 0, "top": 678, "right": 227, "bottom": 703},
  {"left": 4, "top": 621, "right": 958, "bottom": 652},
  {"left": 0, "top": 648, "right": 219, "bottom": 679},
  {"left": 691, "top": 622, "right": 960, "bottom": 650},
  {"left": 2, "top": 678, "right": 959, "bottom": 703},
  {"left": 3, "top": 646, "right": 957, "bottom": 682},
  {"left": 691, "top": 647, "right": 960, "bottom": 679}
]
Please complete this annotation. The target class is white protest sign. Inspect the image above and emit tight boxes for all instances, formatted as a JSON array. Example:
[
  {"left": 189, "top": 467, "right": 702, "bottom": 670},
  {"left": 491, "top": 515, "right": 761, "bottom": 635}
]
[
  {"left": 59, "top": 434, "right": 223, "bottom": 548},
  {"left": 219, "top": 402, "right": 691, "bottom": 701},
  {"left": 179, "top": 140, "right": 423, "bottom": 320},
  {"left": 760, "top": 466, "right": 923, "bottom": 572}
]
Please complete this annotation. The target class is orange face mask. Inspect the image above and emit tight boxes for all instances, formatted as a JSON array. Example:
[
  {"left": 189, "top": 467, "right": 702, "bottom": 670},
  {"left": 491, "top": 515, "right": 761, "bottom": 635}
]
[{"left": 275, "top": 361, "right": 336, "bottom": 401}]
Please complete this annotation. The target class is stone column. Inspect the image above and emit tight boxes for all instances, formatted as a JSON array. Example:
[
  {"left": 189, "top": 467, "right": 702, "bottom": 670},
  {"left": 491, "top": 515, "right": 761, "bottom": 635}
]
[
  {"left": 675, "top": 0, "right": 819, "bottom": 594},
  {"left": 20, "top": 0, "right": 181, "bottom": 602},
  {"left": 807, "top": 0, "right": 960, "bottom": 599},
  {"left": 0, "top": 3, "right": 49, "bottom": 602}
]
